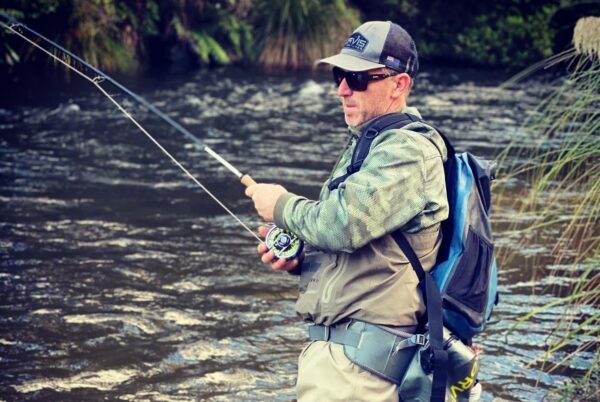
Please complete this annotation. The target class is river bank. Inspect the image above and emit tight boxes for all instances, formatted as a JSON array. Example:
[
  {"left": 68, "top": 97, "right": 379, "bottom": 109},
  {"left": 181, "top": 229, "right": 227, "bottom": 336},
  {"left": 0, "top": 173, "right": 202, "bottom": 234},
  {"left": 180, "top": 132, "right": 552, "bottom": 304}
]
[{"left": 2, "top": 0, "right": 597, "bottom": 74}]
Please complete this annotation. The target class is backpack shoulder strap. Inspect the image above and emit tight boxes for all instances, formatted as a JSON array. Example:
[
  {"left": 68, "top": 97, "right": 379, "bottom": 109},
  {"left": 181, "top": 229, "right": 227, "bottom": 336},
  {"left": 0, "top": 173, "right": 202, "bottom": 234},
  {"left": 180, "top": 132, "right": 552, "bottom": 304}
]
[
  {"left": 392, "top": 232, "right": 448, "bottom": 402},
  {"left": 389, "top": 122, "right": 455, "bottom": 402},
  {"left": 328, "top": 112, "right": 422, "bottom": 191}
]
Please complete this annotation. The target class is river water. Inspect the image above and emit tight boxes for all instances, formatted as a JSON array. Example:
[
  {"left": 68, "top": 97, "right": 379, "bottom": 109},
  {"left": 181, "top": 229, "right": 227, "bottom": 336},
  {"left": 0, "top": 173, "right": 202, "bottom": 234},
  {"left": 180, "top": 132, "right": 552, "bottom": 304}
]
[{"left": 0, "top": 66, "right": 595, "bottom": 401}]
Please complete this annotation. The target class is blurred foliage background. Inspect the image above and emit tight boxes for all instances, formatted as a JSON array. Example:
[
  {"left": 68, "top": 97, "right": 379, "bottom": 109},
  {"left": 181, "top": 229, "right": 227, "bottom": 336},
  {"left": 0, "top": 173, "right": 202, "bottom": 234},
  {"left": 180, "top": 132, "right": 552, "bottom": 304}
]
[{"left": 1, "top": 0, "right": 599, "bottom": 72}]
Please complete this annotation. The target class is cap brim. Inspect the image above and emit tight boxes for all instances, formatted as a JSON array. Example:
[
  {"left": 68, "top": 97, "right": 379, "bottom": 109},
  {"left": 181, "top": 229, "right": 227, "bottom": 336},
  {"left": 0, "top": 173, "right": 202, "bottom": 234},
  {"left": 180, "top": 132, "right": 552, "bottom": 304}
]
[{"left": 316, "top": 53, "right": 385, "bottom": 72}]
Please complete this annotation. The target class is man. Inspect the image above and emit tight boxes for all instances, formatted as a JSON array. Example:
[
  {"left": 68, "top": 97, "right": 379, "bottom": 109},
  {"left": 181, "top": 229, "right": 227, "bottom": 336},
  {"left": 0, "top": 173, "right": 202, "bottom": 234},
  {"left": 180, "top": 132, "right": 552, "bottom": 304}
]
[{"left": 246, "top": 21, "right": 448, "bottom": 401}]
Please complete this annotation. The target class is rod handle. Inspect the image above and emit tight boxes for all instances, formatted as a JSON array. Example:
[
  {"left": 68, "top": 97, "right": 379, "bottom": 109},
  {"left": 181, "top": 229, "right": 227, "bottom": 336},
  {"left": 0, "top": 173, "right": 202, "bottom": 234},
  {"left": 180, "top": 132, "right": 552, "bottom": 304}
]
[{"left": 240, "top": 174, "right": 257, "bottom": 187}]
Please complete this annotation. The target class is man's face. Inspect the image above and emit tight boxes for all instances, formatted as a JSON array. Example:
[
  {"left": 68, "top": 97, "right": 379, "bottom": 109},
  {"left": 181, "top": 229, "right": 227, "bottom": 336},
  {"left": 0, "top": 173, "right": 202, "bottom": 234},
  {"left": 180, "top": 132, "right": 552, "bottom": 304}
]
[{"left": 336, "top": 68, "right": 399, "bottom": 127}]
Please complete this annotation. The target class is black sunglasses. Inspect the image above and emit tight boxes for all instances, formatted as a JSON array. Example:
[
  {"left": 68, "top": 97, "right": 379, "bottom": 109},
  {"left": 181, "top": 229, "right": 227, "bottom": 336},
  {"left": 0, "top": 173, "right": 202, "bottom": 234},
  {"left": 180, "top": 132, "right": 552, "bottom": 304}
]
[{"left": 332, "top": 66, "right": 398, "bottom": 91}]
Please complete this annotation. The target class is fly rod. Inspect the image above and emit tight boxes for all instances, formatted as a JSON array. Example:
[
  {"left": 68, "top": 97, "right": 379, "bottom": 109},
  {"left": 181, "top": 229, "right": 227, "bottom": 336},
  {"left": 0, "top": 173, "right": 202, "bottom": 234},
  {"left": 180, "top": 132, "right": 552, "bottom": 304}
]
[{"left": 0, "top": 14, "right": 303, "bottom": 259}]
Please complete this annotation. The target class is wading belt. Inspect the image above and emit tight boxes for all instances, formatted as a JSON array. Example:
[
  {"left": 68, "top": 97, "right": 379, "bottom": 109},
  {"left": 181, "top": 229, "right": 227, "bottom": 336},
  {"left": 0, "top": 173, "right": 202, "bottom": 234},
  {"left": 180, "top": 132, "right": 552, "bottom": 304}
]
[{"left": 308, "top": 320, "right": 426, "bottom": 385}]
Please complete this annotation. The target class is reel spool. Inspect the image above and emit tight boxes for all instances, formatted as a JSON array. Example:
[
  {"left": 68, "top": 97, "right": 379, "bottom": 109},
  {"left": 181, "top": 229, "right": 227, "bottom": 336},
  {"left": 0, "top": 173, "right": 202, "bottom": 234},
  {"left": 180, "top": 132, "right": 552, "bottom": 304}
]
[{"left": 265, "top": 226, "right": 304, "bottom": 260}]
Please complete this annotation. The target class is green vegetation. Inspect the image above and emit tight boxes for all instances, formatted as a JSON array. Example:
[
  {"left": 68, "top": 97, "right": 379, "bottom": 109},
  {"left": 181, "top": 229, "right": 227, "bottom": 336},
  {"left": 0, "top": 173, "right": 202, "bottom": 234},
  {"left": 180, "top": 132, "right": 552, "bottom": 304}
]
[
  {"left": 498, "top": 17, "right": 599, "bottom": 401},
  {"left": 352, "top": 0, "right": 571, "bottom": 68},
  {"left": 455, "top": 6, "right": 556, "bottom": 67},
  {"left": 1, "top": 0, "right": 157, "bottom": 72},
  {"left": 0, "top": 0, "right": 253, "bottom": 72},
  {"left": 252, "top": 0, "right": 359, "bottom": 69},
  {"left": 161, "top": 0, "right": 253, "bottom": 66},
  {"left": 1, "top": 0, "right": 599, "bottom": 72}
]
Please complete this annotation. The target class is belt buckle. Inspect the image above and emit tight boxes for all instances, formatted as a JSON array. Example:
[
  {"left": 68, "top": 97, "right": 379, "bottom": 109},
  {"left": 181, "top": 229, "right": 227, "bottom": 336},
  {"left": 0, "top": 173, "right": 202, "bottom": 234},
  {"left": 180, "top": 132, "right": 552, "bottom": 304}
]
[
  {"left": 412, "top": 334, "right": 426, "bottom": 346},
  {"left": 322, "top": 325, "right": 330, "bottom": 341}
]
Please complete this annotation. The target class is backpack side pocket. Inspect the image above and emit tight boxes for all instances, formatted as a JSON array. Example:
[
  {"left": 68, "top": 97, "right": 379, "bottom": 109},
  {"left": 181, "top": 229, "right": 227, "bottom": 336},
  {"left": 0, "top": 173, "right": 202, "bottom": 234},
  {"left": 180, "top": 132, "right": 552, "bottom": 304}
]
[{"left": 444, "top": 226, "right": 493, "bottom": 326}]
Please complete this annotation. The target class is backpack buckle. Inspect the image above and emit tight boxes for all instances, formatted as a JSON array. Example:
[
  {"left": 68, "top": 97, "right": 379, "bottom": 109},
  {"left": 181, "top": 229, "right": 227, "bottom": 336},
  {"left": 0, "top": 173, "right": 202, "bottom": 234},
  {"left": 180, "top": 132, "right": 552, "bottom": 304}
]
[{"left": 364, "top": 127, "right": 379, "bottom": 139}]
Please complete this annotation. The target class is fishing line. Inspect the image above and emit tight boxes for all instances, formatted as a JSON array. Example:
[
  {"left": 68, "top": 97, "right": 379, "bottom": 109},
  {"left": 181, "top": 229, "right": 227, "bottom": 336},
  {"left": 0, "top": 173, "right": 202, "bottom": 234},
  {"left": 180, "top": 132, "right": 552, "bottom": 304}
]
[
  {"left": 1, "top": 15, "right": 228, "bottom": 166},
  {"left": 0, "top": 15, "right": 261, "bottom": 242}
]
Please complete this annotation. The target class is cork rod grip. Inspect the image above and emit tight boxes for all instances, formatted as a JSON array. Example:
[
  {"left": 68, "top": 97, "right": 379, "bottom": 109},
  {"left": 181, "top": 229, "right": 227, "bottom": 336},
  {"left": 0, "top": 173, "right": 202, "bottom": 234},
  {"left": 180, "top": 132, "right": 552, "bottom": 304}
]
[{"left": 240, "top": 174, "right": 257, "bottom": 187}]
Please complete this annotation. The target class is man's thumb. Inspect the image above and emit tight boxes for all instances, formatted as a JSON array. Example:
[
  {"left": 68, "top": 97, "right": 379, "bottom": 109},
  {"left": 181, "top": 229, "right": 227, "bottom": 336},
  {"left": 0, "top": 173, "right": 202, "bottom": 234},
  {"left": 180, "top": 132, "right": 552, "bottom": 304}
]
[{"left": 245, "top": 185, "right": 255, "bottom": 197}]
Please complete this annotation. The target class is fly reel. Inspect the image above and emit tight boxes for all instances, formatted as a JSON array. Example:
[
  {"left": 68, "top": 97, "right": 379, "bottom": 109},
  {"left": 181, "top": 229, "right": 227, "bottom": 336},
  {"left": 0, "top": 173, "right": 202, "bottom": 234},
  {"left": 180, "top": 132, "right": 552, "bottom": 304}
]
[{"left": 265, "top": 226, "right": 304, "bottom": 260}]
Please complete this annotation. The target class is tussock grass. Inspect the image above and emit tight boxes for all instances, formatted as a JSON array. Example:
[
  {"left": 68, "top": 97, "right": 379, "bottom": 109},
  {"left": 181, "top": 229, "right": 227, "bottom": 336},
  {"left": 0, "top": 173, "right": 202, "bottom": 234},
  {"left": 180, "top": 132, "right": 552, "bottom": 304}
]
[
  {"left": 497, "top": 17, "right": 599, "bottom": 400},
  {"left": 253, "top": 0, "right": 359, "bottom": 69}
]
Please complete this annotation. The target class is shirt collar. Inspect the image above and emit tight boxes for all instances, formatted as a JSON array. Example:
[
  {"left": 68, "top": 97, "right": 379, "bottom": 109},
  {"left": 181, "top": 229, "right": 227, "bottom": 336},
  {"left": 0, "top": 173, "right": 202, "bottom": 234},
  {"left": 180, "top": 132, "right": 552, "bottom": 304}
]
[{"left": 347, "top": 106, "right": 422, "bottom": 138}]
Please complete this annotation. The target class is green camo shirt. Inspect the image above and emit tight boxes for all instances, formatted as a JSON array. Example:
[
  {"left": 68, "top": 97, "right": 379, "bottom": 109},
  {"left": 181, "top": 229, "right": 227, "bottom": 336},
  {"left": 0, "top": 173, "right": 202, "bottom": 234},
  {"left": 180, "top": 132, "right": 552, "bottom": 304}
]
[{"left": 273, "top": 107, "right": 448, "bottom": 252}]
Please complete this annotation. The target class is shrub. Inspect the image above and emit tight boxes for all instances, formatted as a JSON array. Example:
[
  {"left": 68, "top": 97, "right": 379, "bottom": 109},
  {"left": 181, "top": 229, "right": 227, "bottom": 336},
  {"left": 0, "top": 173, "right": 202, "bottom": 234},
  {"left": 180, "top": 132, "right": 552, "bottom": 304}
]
[{"left": 252, "top": 0, "right": 360, "bottom": 69}]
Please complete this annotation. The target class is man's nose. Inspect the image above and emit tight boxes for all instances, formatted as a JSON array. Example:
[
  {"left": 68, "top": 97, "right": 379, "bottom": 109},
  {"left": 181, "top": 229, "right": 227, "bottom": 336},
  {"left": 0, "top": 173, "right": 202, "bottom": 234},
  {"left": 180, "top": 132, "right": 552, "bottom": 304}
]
[{"left": 337, "top": 78, "right": 352, "bottom": 96}]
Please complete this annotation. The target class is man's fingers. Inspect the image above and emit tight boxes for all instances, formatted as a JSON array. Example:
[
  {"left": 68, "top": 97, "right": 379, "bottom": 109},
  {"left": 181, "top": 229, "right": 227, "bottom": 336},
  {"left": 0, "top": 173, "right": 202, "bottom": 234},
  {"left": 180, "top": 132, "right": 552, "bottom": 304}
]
[
  {"left": 257, "top": 242, "right": 268, "bottom": 254},
  {"left": 271, "top": 260, "right": 286, "bottom": 270},
  {"left": 271, "top": 258, "right": 299, "bottom": 271},
  {"left": 257, "top": 226, "right": 271, "bottom": 255},
  {"left": 259, "top": 250, "right": 299, "bottom": 271},
  {"left": 261, "top": 250, "right": 276, "bottom": 264},
  {"left": 258, "top": 225, "right": 270, "bottom": 237}
]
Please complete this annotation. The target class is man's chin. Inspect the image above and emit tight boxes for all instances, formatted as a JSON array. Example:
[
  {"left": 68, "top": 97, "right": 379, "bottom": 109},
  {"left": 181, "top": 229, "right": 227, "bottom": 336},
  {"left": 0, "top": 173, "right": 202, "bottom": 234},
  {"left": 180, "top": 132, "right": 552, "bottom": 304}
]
[{"left": 344, "top": 113, "right": 361, "bottom": 128}]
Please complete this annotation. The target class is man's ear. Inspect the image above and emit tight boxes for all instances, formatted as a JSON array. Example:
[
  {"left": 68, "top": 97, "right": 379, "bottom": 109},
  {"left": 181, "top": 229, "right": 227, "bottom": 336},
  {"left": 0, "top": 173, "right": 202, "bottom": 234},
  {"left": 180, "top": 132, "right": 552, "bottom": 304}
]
[{"left": 391, "top": 73, "right": 412, "bottom": 98}]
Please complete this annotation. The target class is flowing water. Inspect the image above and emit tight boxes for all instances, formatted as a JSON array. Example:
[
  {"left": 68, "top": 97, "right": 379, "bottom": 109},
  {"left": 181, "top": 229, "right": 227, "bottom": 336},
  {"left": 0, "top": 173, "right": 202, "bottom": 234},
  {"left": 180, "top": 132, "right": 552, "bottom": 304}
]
[{"left": 0, "top": 66, "right": 595, "bottom": 401}]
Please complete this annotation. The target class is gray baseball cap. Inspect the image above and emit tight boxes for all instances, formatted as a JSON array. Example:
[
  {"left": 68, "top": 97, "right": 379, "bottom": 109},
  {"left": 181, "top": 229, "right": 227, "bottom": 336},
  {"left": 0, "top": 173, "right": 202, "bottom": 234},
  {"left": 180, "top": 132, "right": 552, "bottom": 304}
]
[{"left": 317, "top": 21, "right": 419, "bottom": 77}]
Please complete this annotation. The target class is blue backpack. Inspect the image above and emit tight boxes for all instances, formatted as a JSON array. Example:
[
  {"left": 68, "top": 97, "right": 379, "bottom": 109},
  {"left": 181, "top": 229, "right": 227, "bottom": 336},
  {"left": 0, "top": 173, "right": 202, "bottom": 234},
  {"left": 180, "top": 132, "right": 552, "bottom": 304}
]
[{"left": 328, "top": 112, "right": 499, "bottom": 400}]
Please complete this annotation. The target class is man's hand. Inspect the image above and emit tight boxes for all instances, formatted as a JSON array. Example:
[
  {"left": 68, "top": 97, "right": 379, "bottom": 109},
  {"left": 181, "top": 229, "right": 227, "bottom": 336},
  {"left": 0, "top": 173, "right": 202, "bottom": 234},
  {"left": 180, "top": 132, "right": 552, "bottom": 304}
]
[
  {"left": 245, "top": 183, "right": 288, "bottom": 222},
  {"left": 256, "top": 225, "right": 300, "bottom": 272}
]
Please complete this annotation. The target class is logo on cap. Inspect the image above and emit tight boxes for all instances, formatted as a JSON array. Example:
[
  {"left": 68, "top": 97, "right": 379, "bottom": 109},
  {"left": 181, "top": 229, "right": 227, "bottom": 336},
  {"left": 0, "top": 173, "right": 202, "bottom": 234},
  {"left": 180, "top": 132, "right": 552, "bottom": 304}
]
[
  {"left": 385, "top": 55, "right": 401, "bottom": 70},
  {"left": 344, "top": 32, "right": 368, "bottom": 53}
]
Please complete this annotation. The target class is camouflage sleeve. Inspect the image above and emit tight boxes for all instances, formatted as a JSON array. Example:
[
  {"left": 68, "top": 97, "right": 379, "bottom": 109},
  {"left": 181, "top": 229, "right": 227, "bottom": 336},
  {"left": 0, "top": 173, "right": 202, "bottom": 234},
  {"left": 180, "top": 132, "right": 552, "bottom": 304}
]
[{"left": 273, "top": 128, "right": 445, "bottom": 252}]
